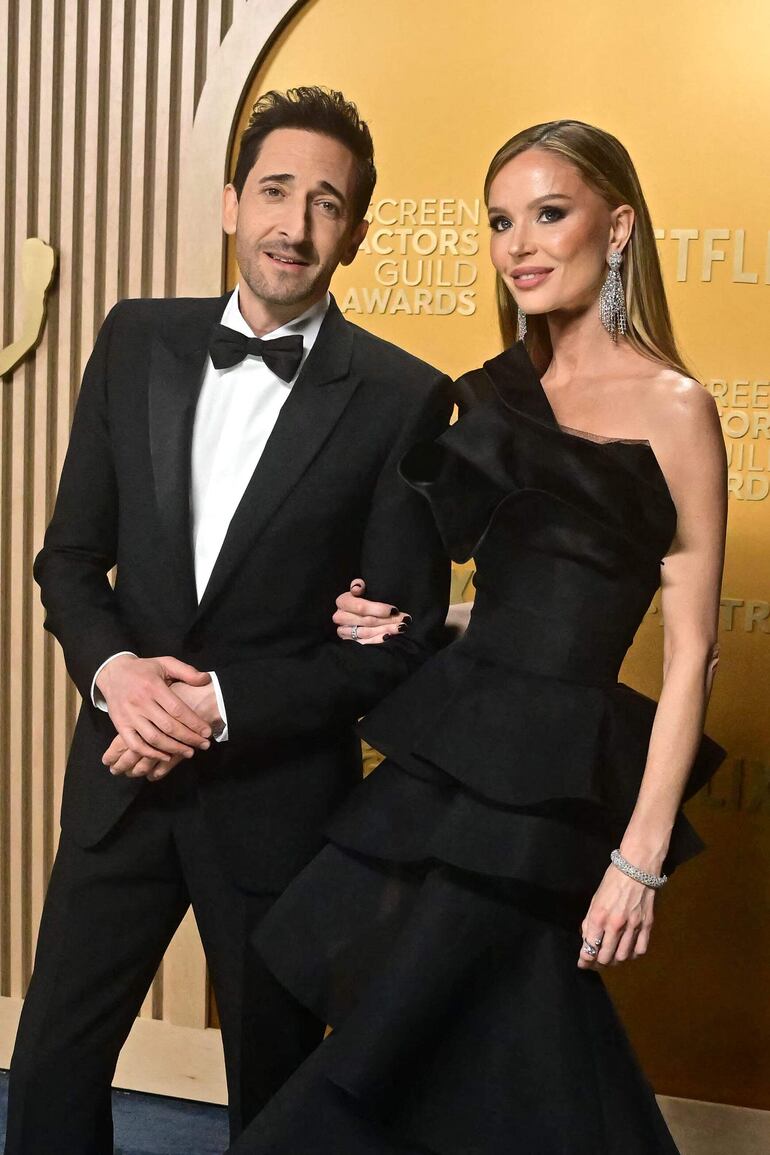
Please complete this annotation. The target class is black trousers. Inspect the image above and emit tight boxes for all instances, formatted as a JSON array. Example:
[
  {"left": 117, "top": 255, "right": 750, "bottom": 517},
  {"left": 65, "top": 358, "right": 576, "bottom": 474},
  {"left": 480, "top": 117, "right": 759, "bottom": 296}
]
[{"left": 3, "top": 770, "right": 324, "bottom": 1155}]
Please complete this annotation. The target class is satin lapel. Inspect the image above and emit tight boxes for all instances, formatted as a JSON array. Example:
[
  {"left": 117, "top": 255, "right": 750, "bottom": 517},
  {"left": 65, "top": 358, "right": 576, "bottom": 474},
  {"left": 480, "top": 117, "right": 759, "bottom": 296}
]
[
  {"left": 148, "top": 297, "right": 228, "bottom": 614},
  {"left": 194, "top": 299, "right": 359, "bottom": 619},
  {"left": 482, "top": 341, "right": 558, "bottom": 428}
]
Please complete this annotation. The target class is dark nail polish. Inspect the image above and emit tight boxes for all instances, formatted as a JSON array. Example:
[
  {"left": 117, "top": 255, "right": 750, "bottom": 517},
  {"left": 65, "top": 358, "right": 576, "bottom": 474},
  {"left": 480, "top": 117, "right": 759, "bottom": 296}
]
[
  {"left": 397, "top": 622, "right": 408, "bottom": 633},
  {"left": 402, "top": 614, "right": 413, "bottom": 624},
  {"left": 389, "top": 606, "right": 400, "bottom": 616}
]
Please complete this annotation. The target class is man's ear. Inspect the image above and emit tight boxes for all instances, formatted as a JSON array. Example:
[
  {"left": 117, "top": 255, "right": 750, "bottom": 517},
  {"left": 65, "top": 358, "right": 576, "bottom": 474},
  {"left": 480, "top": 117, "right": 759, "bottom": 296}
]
[
  {"left": 341, "top": 218, "right": 369, "bottom": 267},
  {"left": 222, "top": 184, "right": 239, "bottom": 236}
]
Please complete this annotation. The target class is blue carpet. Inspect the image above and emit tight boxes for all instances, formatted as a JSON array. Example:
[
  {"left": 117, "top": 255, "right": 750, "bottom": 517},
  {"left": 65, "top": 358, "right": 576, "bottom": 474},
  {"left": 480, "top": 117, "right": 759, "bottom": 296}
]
[{"left": 1, "top": 1070, "right": 230, "bottom": 1154}]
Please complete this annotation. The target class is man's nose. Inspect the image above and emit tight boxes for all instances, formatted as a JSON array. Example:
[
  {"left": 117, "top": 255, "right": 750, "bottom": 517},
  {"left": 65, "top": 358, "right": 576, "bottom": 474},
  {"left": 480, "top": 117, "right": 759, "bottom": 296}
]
[{"left": 278, "top": 197, "right": 311, "bottom": 245}]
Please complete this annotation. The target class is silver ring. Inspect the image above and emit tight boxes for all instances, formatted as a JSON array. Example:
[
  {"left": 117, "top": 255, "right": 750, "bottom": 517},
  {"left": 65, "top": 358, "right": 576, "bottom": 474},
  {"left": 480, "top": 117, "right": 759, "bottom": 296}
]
[
  {"left": 351, "top": 625, "right": 359, "bottom": 641},
  {"left": 592, "top": 936, "right": 603, "bottom": 947},
  {"left": 582, "top": 940, "right": 598, "bottom": 957}
]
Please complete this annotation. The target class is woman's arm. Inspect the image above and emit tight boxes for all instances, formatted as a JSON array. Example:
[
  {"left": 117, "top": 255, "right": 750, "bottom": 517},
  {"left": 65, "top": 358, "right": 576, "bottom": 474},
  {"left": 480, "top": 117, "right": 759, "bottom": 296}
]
[{"left": 580, "top": 379, "right": 726, "bottom": 969}]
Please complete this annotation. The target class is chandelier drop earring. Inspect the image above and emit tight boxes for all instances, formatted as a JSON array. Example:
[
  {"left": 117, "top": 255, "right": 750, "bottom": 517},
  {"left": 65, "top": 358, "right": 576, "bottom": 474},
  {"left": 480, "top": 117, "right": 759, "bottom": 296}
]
[
  {"left": 599, "top": 250, "right": 627, "bottom": 341},
  {"left": 517, "top": 305, "right": 527, "bottom": 340}
]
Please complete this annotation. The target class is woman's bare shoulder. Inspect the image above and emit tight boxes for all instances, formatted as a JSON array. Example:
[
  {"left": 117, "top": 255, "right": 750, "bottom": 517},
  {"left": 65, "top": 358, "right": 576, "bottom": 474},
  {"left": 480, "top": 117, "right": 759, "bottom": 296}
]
[
  {"left": 640, "top": 367, "right": 726, "bottom": 510},
  {"left": 644, "top": 369, "right": 720, "bottom": 439}
]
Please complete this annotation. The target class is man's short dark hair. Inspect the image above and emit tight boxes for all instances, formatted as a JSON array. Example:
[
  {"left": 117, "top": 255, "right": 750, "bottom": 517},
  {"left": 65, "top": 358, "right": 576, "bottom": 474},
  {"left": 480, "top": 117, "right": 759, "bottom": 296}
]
[{"left": 232, "top": 86, "right": 377, "bottom": 222}]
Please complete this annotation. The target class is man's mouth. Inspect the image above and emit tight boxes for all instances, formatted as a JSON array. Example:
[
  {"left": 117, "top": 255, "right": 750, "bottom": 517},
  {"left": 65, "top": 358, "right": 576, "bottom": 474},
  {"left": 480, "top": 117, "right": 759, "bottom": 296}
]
[{"left": 264, "top": 251, "right": 310, "bottom": 268}]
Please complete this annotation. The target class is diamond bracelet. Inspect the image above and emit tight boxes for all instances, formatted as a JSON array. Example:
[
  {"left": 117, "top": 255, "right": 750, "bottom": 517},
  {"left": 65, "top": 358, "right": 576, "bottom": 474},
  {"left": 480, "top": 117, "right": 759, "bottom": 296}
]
[{"left": 610, "top": 849, "right": 668, "bottom": 890}]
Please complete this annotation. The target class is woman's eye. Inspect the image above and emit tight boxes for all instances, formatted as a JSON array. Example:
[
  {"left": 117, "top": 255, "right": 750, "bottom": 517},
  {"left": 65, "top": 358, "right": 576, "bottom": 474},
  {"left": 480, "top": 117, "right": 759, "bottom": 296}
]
[
  {"left": 538, "top": 205, "right": 565, "bottom": 223},
  {"left": 489, "top": 216, "right": 511, "bottom": 232}
]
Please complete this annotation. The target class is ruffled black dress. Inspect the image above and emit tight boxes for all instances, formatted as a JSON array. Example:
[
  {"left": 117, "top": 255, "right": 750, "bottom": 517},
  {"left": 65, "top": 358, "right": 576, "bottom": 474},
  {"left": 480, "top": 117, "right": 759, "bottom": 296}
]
[{"left": 229, "top": 344, "right": 724, "bottom": 1155}]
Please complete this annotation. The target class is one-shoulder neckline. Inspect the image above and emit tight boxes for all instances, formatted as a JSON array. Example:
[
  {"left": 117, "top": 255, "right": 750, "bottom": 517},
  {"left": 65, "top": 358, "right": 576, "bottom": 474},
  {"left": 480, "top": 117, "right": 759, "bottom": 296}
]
[
  {"left": 479, "top": 342, "right": 676, "bottom": 514},
  {"left": 556, "top": 423, "right": 651, "bottom": 448}
]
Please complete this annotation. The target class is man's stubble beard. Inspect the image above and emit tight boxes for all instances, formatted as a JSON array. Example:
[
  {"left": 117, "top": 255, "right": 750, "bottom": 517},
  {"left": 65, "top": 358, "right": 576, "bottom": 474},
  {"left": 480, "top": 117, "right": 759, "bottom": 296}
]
[{"left": 238, "top": 246, "right": 331, "bottom": 310}]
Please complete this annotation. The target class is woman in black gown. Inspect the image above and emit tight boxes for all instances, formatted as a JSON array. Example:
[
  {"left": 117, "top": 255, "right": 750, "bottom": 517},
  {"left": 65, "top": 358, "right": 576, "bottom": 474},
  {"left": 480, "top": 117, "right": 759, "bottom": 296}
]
[{"left": 228, "top": 121, "right": 727, "bottom": 1154}]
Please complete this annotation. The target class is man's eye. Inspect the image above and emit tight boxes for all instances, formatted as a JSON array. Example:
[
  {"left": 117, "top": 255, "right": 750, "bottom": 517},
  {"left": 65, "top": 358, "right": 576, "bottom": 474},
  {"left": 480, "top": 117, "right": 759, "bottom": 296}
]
[
  {"left": 488, "top": 216, "right": 511, "bottom": 232},
  {"left": 317, "top": 200, "right": 340, "bottom": 216},
  {"left": 538, "top": 205, "right": 565, "bottom": 222},
  {"left": 263, "top": 187, "right": 283, "bottom": 197}
]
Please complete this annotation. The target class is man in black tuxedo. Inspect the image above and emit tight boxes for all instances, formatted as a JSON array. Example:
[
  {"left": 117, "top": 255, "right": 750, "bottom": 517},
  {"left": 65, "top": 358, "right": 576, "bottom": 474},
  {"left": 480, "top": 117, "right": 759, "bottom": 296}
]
[{"left": 5, "top": 87, "right": 451, "bottom": 1153}]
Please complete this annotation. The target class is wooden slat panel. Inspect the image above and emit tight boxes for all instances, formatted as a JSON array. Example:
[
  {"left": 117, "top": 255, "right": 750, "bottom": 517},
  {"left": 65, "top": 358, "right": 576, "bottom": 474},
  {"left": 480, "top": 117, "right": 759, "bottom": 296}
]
[
  {"left": 193, "top": 0, "right": 209, "bottom": 112},
  {"left": 127, "top": 0, "right": 149, "bottom": 300},
  {"left": 151, "top": 0, "right": 174, "bottom": 297},
  {"left": 49, "top": 0, "right": 82, "bottom": 874},
  {"left": 46, "top": 8, "right": 64, "bottom": 872},
  {"left": 180, "top": 0, "right": 202, "bottom": 147},
  {"left": 8, "top": 0, "right": 34, "bottom": 1000},
  {"left": 104, "top": 0, "right": 126, "bottom": 311},
  {"left": 28, "top": 0, "right": 55, "bottom": 952},
  {"left": 79, "top": 0, "right": 104, "bottom": 363},
  {"left": 0, "top": 0, "right": 15, "bottom": 1000},
  {"left": 207, "top": 0, "right": 222, "bottom": 68}
]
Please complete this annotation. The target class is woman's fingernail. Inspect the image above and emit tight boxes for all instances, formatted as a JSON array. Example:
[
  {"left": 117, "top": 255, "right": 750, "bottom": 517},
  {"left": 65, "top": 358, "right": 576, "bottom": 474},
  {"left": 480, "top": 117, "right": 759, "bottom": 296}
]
[
  {"left": 397, "top": 622, "right": 408, "bottom": 632},
  {"left": 389, "top": 606, "right": 400, "bottom": 616},
  {"left": 402, "top": 614, "right": 413, "bottom": 624}
]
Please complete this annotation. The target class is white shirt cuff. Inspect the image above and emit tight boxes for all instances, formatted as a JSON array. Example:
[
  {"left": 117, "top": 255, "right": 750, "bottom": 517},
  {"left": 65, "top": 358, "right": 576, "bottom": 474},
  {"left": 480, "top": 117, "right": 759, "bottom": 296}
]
[
  {"left": 91, "top": 651, "right": 137, "bottom": 709},
  {"left": 208, "top": 671, "right": 229, "bottom": 742}
]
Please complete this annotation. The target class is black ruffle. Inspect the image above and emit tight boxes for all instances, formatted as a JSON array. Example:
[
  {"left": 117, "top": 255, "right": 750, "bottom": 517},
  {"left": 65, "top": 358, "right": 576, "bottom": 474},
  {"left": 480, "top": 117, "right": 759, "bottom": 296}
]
[
  {"left": 359, "top": 650, "right": 608, "bottom": 808},
  {"left": 399, "top": 349, "right": 677, "bottom": 569},
  {"left": 355, "top": 648, "right": 721, "bottom": 890}
]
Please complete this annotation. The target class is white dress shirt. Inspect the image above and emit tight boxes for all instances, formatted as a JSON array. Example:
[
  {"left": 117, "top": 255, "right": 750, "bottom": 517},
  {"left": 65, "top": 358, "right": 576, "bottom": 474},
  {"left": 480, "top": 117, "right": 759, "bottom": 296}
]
[{"left": 92, "top": 287, "right": 331, "bottom": 743}]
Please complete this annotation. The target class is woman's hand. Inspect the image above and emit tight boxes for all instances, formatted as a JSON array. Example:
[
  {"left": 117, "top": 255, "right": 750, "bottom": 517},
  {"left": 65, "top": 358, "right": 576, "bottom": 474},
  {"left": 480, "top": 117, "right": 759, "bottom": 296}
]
[
  {"left": 333, "top": 579, "right": 411, "bottom": 644},
  {"left": 578, "top": 864, "right": 656, "bottom": 969}
]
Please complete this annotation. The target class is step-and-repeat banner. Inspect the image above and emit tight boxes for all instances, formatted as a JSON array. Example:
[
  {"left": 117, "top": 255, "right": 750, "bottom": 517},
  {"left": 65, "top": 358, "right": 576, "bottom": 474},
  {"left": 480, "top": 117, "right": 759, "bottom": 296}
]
[{"left": 231, "top": 0, "right": 769, "bottom": 1108}]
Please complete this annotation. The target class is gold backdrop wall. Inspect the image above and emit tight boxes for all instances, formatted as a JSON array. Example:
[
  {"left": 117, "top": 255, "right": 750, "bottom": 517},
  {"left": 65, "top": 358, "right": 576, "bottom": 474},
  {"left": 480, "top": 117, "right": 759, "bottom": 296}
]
[{"left": 233, "top": 0, "right": 770, "bottom": 1108}]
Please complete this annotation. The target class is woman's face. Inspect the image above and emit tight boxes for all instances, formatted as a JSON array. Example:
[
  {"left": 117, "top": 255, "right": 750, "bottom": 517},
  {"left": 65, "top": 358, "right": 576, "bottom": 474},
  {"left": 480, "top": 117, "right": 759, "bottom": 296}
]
[{"left": 487, "top": 148, "right": 628, "bottom": 319}]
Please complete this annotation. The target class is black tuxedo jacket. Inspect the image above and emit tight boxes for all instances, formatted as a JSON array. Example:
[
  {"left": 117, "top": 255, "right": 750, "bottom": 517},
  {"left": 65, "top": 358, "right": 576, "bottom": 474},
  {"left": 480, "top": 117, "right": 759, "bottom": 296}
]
[{"left": 34, "top": 294, "right": 452, "bottom": 890}]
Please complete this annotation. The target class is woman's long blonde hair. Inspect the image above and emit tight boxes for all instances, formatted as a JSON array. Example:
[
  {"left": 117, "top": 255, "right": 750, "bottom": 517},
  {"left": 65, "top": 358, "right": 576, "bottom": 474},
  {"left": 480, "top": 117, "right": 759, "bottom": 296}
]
[{"left": 484, "top": 120, "right": 691, "bottom": 376}]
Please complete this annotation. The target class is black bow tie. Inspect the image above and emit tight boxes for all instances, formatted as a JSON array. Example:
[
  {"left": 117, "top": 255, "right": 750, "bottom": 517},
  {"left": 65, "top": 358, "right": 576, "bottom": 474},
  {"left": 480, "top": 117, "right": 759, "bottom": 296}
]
[{"left": 209, "top": 324, "right": 304, "bottom": 382}]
